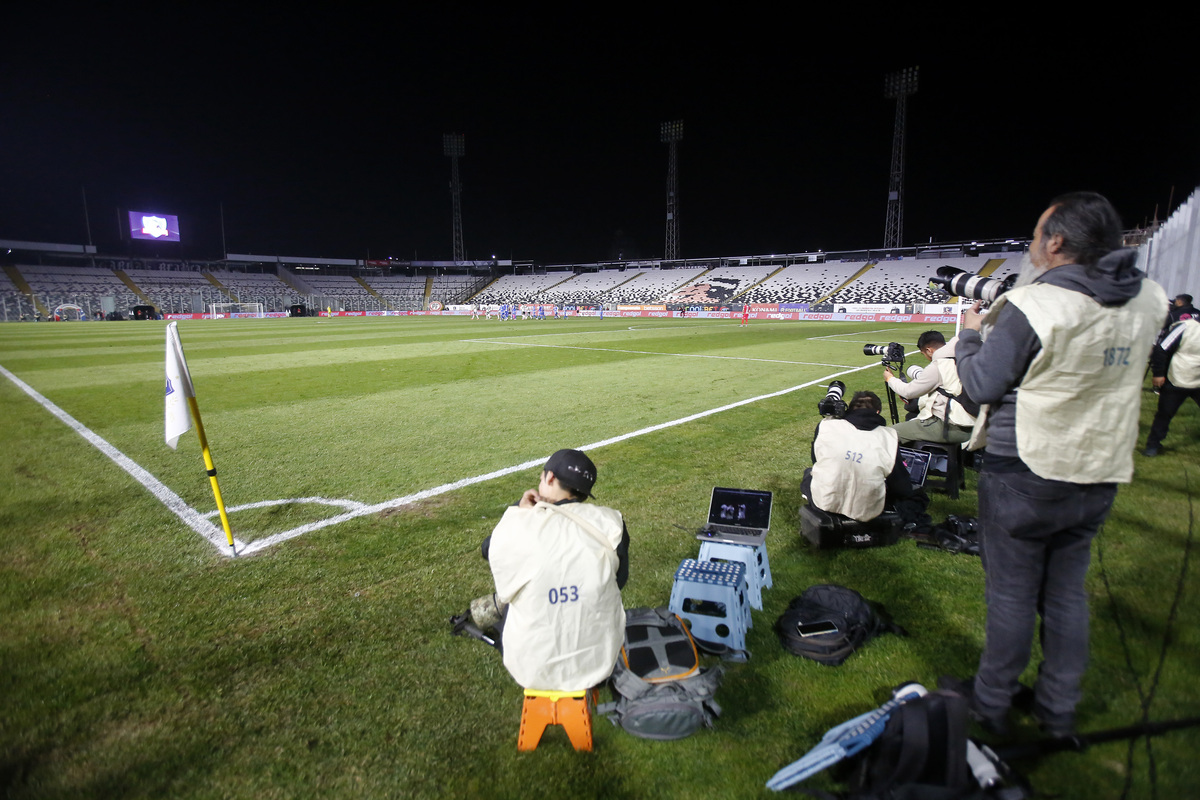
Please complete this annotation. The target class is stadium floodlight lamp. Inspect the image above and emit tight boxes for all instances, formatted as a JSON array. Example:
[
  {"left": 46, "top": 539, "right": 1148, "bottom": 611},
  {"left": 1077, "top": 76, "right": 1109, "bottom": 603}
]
[
  {"left": 660, "top": 120, "right": 684, "bottom": 143},
  {"left": 884, "top": 66, "right": 919, "bottom": 98},
  {"left": 443, "top": 133, "right": 465, "bottom": 157}
]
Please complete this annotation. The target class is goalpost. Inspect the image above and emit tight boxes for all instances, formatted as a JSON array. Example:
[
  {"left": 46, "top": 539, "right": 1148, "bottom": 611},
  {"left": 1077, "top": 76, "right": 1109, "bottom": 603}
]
[{"left": 209, "top": 302, "right": 264, "bottom": 319}]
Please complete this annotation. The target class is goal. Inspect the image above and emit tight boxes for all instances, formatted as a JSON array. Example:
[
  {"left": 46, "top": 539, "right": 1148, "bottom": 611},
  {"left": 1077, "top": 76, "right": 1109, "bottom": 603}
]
[{"left": 209, "top": 302, "right": 264, "bottom": 319}]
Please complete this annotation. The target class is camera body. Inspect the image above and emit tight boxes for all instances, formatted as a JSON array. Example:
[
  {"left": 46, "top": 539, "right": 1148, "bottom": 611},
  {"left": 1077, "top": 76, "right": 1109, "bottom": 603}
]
[
  {"left": 818, "top": 380, "right": 847, "bottom": 418},
  {"left": 929, "top": 265, "right": 1017, "bottom": 304},
  {"left": 864, "top": 343, "right": 905, "bottom": 424},
  {"left": 863, "top": 342, "right": 906, "bottom": 365}
]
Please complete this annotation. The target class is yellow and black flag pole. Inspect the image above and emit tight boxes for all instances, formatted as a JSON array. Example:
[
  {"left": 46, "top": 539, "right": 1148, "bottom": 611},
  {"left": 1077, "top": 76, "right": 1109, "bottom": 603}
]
[{"left": 166, "top": 322, "right": 237, "bottom": 556}]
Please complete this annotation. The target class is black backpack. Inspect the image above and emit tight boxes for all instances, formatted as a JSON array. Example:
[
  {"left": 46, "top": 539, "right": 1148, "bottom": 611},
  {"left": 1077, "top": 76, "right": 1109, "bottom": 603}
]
[
  {"left": 775, "top": 585, "right": 906, "bottom": 666},
  {"left": 848, "top": 689, "right": 1030, "bottom": 800},
  {"left": 598, "top": 607, "right": 725, "bottom": 740}
]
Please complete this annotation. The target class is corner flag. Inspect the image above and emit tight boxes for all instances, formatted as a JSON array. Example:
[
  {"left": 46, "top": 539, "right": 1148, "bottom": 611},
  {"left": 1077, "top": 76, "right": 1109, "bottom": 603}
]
[
  {"left": 165, "top": 323, "right": 194, "bottom": 449},
  {"left": 164, "top": 322, "right": 237, "bottom": 554}
]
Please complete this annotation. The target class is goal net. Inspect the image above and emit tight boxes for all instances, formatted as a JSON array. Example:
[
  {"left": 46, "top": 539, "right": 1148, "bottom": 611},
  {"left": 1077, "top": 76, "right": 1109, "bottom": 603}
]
[{"left": 209, "top": 302, "right": 264, "bottom": 319}]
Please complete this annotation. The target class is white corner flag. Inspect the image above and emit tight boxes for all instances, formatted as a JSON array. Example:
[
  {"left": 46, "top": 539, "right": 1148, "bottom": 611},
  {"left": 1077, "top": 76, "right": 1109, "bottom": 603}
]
[
  {"left": 165, "top": 322, "right": 195, "bottom": 449},
  {"left": 164, "top": 321, "right": 236, "bottom": 553}
]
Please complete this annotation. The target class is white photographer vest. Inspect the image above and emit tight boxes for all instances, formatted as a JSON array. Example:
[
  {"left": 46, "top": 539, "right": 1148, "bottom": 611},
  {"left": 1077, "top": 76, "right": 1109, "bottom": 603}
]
[
  {"left": 488, "top": 501, "right": 626, "bottom": 691},
  {"left": 1167, "top": 319, "right": 1200, "bottom": 389},
  {"left": 916, "top": 356, "right": 976, "bottom": 427},
  {"left": 1003, "top": 278, "right": 1166, "bottom": 483},
  {"left": 811, "top": 418, "right": 899, "bottom": 522}
]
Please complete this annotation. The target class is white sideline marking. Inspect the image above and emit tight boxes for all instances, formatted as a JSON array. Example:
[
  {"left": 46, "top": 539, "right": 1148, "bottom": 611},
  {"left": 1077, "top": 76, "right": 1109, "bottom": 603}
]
[
  {"left": 0, "top": 363, "right": 245, "bottom": 554},
  {"left": 461, "top": 338, "right": 852, "bottom": 369},
  {"left": 806, "top": 327, "right": 910, "bottom": 341},
  {"left": 202, "top": 497, "right": 369, "bottom": 517}
]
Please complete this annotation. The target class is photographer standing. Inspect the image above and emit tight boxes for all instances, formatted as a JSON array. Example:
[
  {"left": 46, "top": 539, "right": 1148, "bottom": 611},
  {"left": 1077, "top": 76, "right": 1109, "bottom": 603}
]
[
  {"left": 942, "top": 193, "right": 1166, "bottom": 737},
  {"left": 884, "top": 330, "right": 976, "bottom": 444},
  {"left": 1144, "top": 314, "right": 1200, "bottom": 456}
]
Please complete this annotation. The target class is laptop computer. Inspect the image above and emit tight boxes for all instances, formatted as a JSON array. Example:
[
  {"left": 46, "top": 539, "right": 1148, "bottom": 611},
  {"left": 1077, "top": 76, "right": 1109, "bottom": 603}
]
[
  {"left": 695, "top": 487, "right": 773, "bottom": 546},
  {"left": 898, "top": 447, "right": 932, "bottom": 489}
]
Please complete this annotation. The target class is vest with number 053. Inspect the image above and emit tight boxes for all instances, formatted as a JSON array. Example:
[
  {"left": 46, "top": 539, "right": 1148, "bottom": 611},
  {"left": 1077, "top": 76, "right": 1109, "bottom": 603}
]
[
  {"left": 1003, "top": 278, "right": 1166, "bottom": 483},
  {"left": 488, "top": 501, "right": 626, "bottom": 691},
  {"left": 811, "top": 418, "right": 899, "bottom": 522}
]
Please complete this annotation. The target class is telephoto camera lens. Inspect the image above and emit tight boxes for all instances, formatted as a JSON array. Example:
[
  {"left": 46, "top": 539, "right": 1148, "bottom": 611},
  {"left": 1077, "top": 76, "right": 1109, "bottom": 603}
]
[
  {"left": 818, "top": 380, "right": 847, "bottom": 417},
  {"left": 906, "top": 365, "right": 924, "bottom": 381},
  {"left": 865, "top": 343, "right": 905, "bottom": 362},
  {"left": 929, "top": 266, "right": 1016, "bottom": 304}
]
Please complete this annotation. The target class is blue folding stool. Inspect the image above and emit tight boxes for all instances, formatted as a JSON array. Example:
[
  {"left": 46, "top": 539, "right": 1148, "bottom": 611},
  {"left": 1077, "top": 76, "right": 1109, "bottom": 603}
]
[
  {"left": 697, "top": 539, "right": 772, "bottom": 611},
  {"left": 668, "top": 558, "right": 750, "bottom": 651}
]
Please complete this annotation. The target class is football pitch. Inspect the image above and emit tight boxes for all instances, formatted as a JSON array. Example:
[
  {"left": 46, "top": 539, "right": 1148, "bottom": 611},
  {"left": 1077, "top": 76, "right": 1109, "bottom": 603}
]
[{"left": 2, "top": 316, "right": 1198, "bottom": 798}]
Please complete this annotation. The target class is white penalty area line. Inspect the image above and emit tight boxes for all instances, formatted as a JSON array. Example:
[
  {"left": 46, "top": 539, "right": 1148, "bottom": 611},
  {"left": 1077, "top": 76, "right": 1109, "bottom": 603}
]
[
  {"left": 241, "top": 358, "right": 887, "bottom": 554},
  {"left": 0, "top": 363, "right": 245, "bottom": 554},
  {"left": 460, "top": 338, "right": 853, "bottom": 369}
]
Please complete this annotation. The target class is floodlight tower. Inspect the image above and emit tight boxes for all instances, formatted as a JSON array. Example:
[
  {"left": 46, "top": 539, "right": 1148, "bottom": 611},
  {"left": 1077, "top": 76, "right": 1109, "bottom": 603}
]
[
  {"left": 661, "top": 120, "right": 683, "bottom": 261},
  {"left": 883, "top": 66, "right": 918, "bottom": 249},
  {"left": 443, "top": 133, "right": 466, "bottom": 263}
]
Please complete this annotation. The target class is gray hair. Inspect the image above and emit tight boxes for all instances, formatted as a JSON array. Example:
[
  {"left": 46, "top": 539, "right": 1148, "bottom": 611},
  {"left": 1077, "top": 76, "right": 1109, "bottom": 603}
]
[{"left": 1042, "top": 192, "right": 1123, "bottom": 268}]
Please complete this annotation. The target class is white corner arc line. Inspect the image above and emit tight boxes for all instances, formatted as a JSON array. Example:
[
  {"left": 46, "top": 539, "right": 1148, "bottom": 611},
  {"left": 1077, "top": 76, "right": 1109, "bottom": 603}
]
[{"left": 0, "top": 363, "right": 243, "bottom": 553}]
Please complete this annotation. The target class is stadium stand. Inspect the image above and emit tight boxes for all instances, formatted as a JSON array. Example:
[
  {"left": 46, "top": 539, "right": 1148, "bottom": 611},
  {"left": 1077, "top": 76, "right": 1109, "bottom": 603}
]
[
  {"left": 727, "top": 262, "right": 863, "bottom": 304},
  {"left": 0, "top": 246, "right": 1050, "bottom": 320},
  {"left": 826, "top": 257, "right": 1020, "bottom": 306},
  {"left": 662, "top": 265, "right": 775, "bottom": 304},
  {"left": 9, "top": 264, "right": 139, "bottom": 318},
  {"left": 470, "top": 272, "right": 576, "bottom": 305},
  {"left": 536, "top": 270, "right": 647, "bottom": 307},
  {"left": 605, "top": 267, "right": 707, "bottom": 304}
]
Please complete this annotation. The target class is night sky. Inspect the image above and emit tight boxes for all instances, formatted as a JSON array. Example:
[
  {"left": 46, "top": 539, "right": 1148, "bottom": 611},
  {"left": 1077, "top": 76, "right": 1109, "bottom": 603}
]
[{"left": 2, "top": 9, "right": 1196, "bottom": 265}]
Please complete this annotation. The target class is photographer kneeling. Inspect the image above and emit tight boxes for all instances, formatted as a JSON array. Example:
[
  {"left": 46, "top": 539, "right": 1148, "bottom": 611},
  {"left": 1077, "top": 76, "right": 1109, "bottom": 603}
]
[
  {"left": 884, "top": 331, "right": 977, "bottom": 444},
  {"left": 801, "top": 390, "right": 922, "bottom": 524}
]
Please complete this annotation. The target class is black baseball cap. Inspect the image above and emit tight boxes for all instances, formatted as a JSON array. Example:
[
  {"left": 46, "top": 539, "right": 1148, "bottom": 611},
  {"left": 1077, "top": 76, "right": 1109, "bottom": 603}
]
[{"left": 544, "top": 449, "right": 597, "bottom": 498}]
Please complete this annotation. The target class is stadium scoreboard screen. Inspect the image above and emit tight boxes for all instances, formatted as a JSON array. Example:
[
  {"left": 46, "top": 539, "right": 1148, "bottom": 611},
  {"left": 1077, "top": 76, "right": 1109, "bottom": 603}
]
[{"left": 128, "top": 210, "right": 181, "bottom": 242}]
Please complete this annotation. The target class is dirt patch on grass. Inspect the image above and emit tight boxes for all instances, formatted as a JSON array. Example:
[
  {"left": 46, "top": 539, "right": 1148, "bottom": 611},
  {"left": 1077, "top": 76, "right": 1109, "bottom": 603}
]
[
  {"left": 69, "top": 520, "right": 100, "bottom": 558},
  {"left": 377, "top": 494, "right": 456, "bottom": 520}
]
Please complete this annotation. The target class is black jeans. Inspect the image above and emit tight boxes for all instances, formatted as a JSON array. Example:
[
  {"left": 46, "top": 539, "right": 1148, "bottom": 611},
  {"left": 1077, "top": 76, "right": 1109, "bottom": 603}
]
[
  {"left": 1146, "top": 380, "right": 1200, "bottom": 448},
  {"left": 973, "top": 470, "right": 1117, "bottom": 719}
]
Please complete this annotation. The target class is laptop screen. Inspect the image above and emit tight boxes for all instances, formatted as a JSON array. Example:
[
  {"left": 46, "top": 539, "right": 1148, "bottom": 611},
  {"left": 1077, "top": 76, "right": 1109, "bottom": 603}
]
[
  {"left": 898, "top": 447, "right": 932, "bottom": 487},
  {"left": 707, "top": 487, "right": 773, "bottom": 530}
]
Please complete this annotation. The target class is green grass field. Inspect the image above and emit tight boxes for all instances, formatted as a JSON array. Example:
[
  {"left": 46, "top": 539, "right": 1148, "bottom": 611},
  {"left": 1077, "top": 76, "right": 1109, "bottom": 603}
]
[{"left": 2, "top": 315, "right": 1198, "bottom": 799}]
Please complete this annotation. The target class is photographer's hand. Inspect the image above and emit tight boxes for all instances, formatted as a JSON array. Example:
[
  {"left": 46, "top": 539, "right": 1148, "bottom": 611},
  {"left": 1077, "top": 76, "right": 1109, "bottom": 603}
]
[
  {"left": 962, "top": 302, "right": 985, "bottom": 332},
  {"left": 518, "top": 489, "right": 542, "bottom": 508},
  {"left": 884, "top": 367, "right": 895, "bottom": 382}
]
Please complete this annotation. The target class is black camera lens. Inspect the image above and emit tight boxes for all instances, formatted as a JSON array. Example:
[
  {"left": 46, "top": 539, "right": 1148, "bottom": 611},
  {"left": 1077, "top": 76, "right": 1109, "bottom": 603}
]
[{"left": 818, "top": 380, "right": 847, "bottom": 417}]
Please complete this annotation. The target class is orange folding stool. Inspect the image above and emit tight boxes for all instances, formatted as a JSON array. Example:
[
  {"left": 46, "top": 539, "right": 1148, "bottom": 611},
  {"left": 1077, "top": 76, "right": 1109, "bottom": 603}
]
[{"left": 517, "top": 689, "right": 597, "bottom": 751}]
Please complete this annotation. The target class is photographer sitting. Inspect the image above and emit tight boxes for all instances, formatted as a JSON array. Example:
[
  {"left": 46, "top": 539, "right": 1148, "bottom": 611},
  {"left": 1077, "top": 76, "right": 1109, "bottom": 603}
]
[
  {"left": 884, "top": 331, "right": 977, "bottom": 444},
  {"left": 801, "top": 390, "right": 919, "bottom": 523},
  {"left": 469, "top": 449, "right": 629, "bottom": 692}
]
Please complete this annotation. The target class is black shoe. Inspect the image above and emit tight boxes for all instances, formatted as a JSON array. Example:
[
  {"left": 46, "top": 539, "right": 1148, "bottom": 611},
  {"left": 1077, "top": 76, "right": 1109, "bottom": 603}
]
[
  {"left": 937, "top": 675, "right": 1010, "bottom": 737},
  {"left": 1033, "top": 704, "right": 1076, "bottom": 738},
  {"left": 1143, "top": 445, "right": 1160, "bottom": 457}
]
